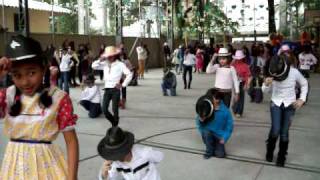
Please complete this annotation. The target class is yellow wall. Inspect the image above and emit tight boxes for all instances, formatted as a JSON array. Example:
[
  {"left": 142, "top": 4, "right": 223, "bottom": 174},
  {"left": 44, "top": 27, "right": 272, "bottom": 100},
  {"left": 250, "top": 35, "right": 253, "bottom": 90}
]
[{"left": 0, "top": 7, "right": 50, "bottom": 33}]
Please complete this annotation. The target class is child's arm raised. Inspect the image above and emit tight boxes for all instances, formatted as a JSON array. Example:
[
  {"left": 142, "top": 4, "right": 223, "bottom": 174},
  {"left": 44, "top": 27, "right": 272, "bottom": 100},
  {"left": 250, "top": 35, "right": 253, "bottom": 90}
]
[
  {"left": 0, "top": 57, "right": 12, "bottom": 79},
  {"left": 63, "top": 130, "right": 79, "bottom": 180}
]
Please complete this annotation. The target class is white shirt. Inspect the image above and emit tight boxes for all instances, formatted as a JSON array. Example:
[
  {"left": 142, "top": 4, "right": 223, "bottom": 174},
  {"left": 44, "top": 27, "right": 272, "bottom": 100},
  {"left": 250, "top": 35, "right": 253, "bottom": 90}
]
[
  {"left": 99, "top": 146, "right": 163, "bottom": 180},
  {"left": 183, "top": 54, "right": 196, "bottom": 66},
  {"left": 262, "top": 68, "right": 308, "bottom": 107},
  {"left": 206, "top": 63, "right": 240, "bottom": 93},
  {"left": 92, "top": 60, "right": 133, "bottom": 88},
  {"left": 136, "top": 46, "right": 148, "bottom": 60},
  {"left": 298, "top": 53, "right": 318, "bottom": 70},
  {"left": 80, "top": 85, "right": 101, "bottom": 103},
  {"left": 59, "top": 54, "right": 73, "bottom": 72}
]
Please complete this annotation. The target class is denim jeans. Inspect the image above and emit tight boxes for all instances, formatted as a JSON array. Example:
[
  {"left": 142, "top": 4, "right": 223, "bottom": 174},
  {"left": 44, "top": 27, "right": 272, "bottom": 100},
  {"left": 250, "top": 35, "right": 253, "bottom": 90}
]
[
  {"left": 269, "top": 102, "right": 295, "bottom": 142},
  {"left": 102, "top": 88, "right": 121, "bottom": 126},
  {"left": 161, "top": 83, "right": 176, "bottom": 96},
  {"left": 233, "top": 82, "right": 245, "bottom": 115},
  {"left": 59, "top": 71, "right": 70, "bottom": 94},
  {"left": 80, "top": 100, "right": 102, "bottom": 118},
  {"left": 183, "top": 65, "right": 192, "bottom": 89},
  {"left": 201, "top": 130, "right": 226, "bottom": 158}
]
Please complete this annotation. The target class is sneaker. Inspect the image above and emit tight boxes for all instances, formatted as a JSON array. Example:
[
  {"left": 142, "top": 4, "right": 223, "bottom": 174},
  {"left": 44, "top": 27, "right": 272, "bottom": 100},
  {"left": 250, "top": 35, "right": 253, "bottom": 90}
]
[
  {"left": 235, "top": 114, "right": 241, "bottom": 118},
  {"left": 203, "top": 154, "right": 212, "bottom": 159}
]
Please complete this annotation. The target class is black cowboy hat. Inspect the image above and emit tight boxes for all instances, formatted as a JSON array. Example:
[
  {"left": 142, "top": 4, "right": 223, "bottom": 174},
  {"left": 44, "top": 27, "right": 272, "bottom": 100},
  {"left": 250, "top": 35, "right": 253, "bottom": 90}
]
[
  {"left": 196, "top": 95, "right": 215, "bottom": 125},
  {"left": 97, "top": 126, "right": 134, "bottom": 161},
  {"left": 84, "top": 74, "right": 96, "bottom": 84},
  {"left": 5, "top": 35, "right": 45, "bottom": 62},
  {"left": 268, "top": 55, "right": 290, "bottom": 81}
]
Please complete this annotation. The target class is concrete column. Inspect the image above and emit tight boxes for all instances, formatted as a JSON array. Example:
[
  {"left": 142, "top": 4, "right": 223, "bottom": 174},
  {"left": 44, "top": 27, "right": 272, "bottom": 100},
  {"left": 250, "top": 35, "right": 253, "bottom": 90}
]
[{"left": 78, "top": 0, "right": 85, "bottom": 34}]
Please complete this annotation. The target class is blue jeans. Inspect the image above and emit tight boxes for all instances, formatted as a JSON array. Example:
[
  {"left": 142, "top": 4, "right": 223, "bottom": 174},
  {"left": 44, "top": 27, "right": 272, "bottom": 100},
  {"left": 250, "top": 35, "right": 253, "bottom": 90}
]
[
  {"left": 80, "top": 100, "right": 102, "bottom": 118},
  {"left": 161, "top": 83, "right": 176, "bottom": 96},
  {"left": 269, "top": 102, "right": 295, "bottom": 142},
  {"left": 201, "top": 130, "right": 225, "bottom": 158},
  {"left": 233, "top": 82, "right": 245, "bottom": 115},
  {"left": 59, "top": 71, "right": 70, "bottom": 94}
]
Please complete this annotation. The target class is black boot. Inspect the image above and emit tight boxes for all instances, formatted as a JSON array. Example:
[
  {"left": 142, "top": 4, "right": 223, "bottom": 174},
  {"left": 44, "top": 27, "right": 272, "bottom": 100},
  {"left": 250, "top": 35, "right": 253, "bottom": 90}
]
[
  {"left": 276, "top": 140, "right": 289, "bottom": 167},
  {"left": 265, "top": 137, "right": 277, "bottom": 162}
]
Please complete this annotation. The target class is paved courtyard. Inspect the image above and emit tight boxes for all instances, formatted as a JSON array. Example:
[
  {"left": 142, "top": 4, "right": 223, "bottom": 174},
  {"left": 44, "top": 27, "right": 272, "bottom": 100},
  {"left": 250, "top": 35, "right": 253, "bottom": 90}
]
[{"left": 1, "top": 69, "right": 320, "bottom": 180}]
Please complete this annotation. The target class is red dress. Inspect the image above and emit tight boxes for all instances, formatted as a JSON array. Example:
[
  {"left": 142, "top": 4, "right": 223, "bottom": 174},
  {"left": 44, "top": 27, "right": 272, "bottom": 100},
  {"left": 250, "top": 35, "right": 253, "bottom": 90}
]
[{"left": 196, "top": 54, "right": 204, "bottom": 70}]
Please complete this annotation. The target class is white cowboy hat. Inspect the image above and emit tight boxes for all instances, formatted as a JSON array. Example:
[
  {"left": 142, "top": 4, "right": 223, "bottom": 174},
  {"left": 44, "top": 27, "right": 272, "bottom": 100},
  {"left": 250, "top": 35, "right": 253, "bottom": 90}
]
[
  {"left": 232, "top": 50, "right": 246, "bottom": 60},
  {"left": 217, "top": 48, "right": 231, "bottom": 57}
]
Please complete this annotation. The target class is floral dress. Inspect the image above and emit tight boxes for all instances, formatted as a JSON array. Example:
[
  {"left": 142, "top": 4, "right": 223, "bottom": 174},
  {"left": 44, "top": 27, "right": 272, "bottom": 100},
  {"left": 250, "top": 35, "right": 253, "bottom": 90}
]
[{"left": 0, "top": 85, "right": 77, "bottom": 180}]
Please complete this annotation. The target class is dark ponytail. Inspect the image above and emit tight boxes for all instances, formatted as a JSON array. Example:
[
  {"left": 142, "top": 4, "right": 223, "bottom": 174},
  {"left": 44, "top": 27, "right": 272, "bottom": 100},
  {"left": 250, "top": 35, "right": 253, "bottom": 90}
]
[
  {"left": 9, "top": 86, "right": 53, "bottom": 116},
  {"left": 9, "top": 87, "right": 22, "bottom": 116},
  {"left": 39, "top": 89, "right": 52, "bottom": 108}
]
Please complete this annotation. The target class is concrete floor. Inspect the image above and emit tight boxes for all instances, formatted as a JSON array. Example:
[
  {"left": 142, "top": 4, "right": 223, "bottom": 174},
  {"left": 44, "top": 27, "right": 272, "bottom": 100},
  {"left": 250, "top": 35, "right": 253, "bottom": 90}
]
[{"left": 1, "top": 69, "right": 320, "bottom": 180}]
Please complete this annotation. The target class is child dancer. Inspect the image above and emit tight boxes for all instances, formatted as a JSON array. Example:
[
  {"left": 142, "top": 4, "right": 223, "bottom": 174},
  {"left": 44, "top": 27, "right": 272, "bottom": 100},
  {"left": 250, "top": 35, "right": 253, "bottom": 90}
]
[
  {"left": 92, "top": 46, "right": 133, "bottom": 126},
  {"left": 98, "top": 126, "right": 163, "bottom": 180},
  {"left": 231, "top": 50, "right": 252, "bottom": 117},
  {"left": 79, "top": 74, "right": 102, "bottom": 118},
  {"left": 206, "top": 48, "right": 239, "bottom": 107},
  {"left": 263, "top": 55, "right": 308, "bottom": 167},
  {"left": 0, "top": 35, "right": 79, "bottom": 179},
  {"left": 195, "top": 88, "right": 233, "bottom": 159}
]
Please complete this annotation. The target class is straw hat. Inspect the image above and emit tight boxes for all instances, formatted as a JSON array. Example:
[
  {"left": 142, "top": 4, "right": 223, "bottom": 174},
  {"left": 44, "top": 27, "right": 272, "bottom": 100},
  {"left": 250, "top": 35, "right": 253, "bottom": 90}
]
[{"left": 101, "top": 46, "right": 120, "bottom": 58}]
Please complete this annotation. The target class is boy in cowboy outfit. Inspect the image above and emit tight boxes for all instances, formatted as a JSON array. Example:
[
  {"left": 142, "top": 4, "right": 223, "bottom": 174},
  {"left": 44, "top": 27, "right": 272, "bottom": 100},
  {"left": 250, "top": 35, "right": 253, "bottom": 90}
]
[
  {"left": 97, "top": 126, "right": 163, "bottom": 180},
  {"left": 79, "top": 74, "right": 102, "bottom": 118},
  {"left": 92, "top": 46, "right": 133, "bottom": 126},
  {"left": 161, "top": 68, "right": 177, "bottom": 96},
  {"left": 263, "top": 54, "right": 308, "bottom": 167},
  {"left": 195, "top": 88, "right": 234, "bottom": 159}
]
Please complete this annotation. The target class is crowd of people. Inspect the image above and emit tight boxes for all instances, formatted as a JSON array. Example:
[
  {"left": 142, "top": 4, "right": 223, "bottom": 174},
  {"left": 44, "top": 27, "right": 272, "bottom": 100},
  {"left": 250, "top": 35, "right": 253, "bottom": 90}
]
[{"left": 0, "top": 33, "right": 318, "bottom": 179}]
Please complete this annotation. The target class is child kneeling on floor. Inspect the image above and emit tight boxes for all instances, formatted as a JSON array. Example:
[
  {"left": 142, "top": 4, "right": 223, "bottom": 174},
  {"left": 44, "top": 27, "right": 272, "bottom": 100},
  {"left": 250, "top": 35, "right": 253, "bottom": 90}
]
[
  {"left": 98, "top": 126, "right": 164, "bottom": 180},
  {"left": 195, "top": 88, "right": 234, "bottom": 159},
  {"left": 79, "top": 74, "right": 102, "bottom": 118},
  {"left": 161, "top": 68, "right": 177, "bottom": 96}
]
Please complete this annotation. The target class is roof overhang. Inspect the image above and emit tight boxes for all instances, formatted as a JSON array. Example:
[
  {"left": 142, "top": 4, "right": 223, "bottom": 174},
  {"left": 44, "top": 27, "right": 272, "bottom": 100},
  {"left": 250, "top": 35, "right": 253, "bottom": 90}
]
[{"left": 0, "top": 0, "right": 71, "bottom": 14}]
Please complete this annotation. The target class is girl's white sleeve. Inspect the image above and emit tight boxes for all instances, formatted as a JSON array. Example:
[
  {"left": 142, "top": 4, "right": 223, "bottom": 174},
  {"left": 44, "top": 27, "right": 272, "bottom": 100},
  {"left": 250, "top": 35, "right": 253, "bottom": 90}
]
[
  {"left": 231, "top": 67, "right": 240, "bottom": 93},
  {"left": 206, "top": 63, "right": 219, "bottom": 74}
]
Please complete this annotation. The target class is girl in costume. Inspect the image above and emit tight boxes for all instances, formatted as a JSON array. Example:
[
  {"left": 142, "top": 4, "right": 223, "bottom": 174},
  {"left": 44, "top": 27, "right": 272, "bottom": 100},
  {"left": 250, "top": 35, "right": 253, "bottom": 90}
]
[{"left": 0, "top": 35, "right": 79, "bottom": 179}]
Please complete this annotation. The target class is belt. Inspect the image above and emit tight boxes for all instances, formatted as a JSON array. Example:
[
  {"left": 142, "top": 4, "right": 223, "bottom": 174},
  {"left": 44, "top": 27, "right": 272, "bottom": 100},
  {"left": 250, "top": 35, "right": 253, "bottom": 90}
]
[
  {"left": 11, "top": 139, "right": 52, "bottom": 144},
  {"left": 216, "top": 88, "right": 232, "bottom": 92}
]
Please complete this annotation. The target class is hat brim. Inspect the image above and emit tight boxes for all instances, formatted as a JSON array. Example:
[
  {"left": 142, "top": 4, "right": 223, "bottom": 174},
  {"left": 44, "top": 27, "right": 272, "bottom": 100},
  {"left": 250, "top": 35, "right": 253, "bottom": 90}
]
[
  {"left": 101, "top": 51, "right": 120, "bottom": 59},
  {"left": 217, "top": 53, "right": 231, "bottom": 57},
  {"left": 232, "top": 55, "right": 246, "bottom": 60},
  {"left": 97, "top": 132, "right": 134, "bottom": 161}
]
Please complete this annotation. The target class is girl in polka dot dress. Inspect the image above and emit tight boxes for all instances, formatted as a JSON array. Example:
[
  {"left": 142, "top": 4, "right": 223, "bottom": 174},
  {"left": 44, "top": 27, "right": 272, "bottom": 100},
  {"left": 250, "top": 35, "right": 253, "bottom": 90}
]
[{"left": 0, "top": 35, "right": 79, "bottom": 180}]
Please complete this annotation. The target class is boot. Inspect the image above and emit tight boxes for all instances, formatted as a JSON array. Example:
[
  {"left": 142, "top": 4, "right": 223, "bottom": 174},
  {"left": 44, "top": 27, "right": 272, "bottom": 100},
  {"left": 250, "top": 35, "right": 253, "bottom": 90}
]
[
  {"left": 276, "top": 140, "right": 289, "bottom": 167},
  {"left": 119, "top": 99, "right": 123, "bottom": 108},
  {"left": 121, "top": 99, "right": 126, "bottom": 109},
  {"left": 265, "top": 136, "right": 277, "bottom": 162}
]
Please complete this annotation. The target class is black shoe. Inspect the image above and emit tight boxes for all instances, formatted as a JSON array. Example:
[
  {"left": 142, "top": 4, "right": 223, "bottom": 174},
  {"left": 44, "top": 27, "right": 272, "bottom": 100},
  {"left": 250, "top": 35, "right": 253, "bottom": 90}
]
[
  {"left": 276, "top": 140, "right": 289, "bottom": 167},
  {"left": 266, "top": 137, "right": 277, "bottom": 162},
  {"left": 203, "top": 154, "right": 212, "bottom": 159}
]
